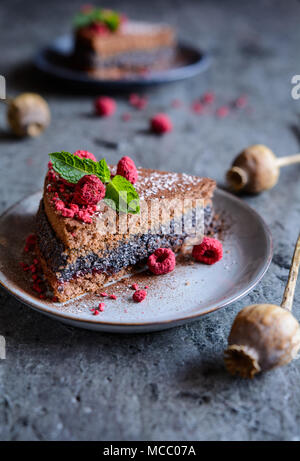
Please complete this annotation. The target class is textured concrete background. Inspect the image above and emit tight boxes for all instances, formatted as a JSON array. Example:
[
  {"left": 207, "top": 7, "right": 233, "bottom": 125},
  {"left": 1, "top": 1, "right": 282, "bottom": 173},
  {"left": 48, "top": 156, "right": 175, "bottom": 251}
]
[{"left": 0, "top": 0, "right": 300, "bottom": 441}]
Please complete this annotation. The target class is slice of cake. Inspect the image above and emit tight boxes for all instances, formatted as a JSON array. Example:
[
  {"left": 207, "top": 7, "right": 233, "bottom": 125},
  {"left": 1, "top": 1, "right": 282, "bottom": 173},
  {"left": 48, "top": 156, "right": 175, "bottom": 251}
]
[
  {"left": 35, "top": 151, "right": 216, "bottom": 302},
  {"left": 72, "top": 6, "right": 176, "bottom": 78}
]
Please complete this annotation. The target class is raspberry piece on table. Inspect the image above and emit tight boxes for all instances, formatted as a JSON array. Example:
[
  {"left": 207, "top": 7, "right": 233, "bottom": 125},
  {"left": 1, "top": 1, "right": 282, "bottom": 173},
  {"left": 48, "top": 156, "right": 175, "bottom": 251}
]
[
  {"left": 116, "top": 156, "right": 138, "bottom": 184},
  {"left": 131, "top": 283, "right": 139, "bottom": 290},
  {"left": 94, "top": 96, "right": 116, "bottom": 117},
  {"left": 202, "top": 91, "right": 215, "bottom": 104},
  {"left": 133, "top": 289, "right": 147, "bottom": 303},
  {"left": 73, "top": 175, "right": 105, "bottom": 206},
  {"left": 150, "top": 113, "right": 173, "bottom": 134},
  {"left": 147, "top": 248, "right": 176, "bottom": 275},
  {"left": 216, "top": 106, "right": 230, "bottom": 118},
  {"left": 73, "top": 150, "right": 97, "bottom": 162},
  {"left": 192, "top": 237, "right": 223, "bottom": 265}
]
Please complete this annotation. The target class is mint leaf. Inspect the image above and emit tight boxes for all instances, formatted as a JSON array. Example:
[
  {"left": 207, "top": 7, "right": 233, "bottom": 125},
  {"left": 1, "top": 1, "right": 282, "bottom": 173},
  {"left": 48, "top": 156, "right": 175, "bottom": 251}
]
[
  {"left": 97, "top": 158, "right": 111, "bottom": 183},
  {"left": 49, "top": 151, "right": 99, "bottom": 184},
  {"left": 73, "top": 8, "right": 121, "bottom": 31},
  {"left": 105, "top": 175, "right": 140, "bottom": 214},
  {"left": 49, "top": 152, "right": 111, "bottom": 184}
]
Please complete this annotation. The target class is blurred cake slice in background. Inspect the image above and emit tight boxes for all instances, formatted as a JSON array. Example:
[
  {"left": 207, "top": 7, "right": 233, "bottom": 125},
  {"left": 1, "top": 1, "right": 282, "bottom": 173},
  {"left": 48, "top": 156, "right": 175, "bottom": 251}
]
[{"left": 72, "top": 6, "right": 176, "bottom": 78}]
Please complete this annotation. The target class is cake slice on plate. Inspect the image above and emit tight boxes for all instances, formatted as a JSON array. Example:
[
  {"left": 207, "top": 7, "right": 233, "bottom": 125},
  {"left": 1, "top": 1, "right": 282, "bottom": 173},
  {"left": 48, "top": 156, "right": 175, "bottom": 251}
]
[
  {"left": 35, "top": 151, "right": 216, "bottom": 302},
  {"left": 72, "top": 6, "right": 176, "bottom": 78}
]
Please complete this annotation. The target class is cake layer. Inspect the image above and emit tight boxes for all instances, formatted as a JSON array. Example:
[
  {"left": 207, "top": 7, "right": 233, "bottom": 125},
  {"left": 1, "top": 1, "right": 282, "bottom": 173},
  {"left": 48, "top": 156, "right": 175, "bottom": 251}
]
[
  {"left": 44, "top": 166, "right": 216, "bottom": 252},
  {"left": 74, "top": 20, "right": 175, "bottom": 59},
  {"left": 36, "top": 201, "right": 214, "bottom": 302}
]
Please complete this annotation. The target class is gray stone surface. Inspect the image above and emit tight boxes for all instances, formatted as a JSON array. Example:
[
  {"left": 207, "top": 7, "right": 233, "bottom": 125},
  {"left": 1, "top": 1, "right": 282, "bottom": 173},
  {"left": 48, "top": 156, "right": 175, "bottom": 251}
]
[{"left": 0, "top": 0, "right": 300, "bottom": 441}]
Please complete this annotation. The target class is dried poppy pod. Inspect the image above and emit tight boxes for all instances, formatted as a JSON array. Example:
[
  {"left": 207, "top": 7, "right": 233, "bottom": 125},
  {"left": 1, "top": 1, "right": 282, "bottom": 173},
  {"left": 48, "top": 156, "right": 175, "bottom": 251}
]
[
  {"left": 225, "top": 233, "right": 300, "bottom": 378},
  {"left": 5, "top": 92, "right": 50, "bottom": 137},
  {"left": 226, "top": 144, "right": 300, "bottom": 194}
]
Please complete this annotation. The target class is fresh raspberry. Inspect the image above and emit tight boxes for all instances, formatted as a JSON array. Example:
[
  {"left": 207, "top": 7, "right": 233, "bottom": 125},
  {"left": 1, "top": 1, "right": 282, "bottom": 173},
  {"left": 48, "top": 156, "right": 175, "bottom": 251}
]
[
  {"left": 147, "top": 248, "right": 176, "bottom": 275},
  {"left": 73, "top": 150, "right": 97, "bottom": 162},
  {"left": 150, "top": 113, "right": 173, "bottom": 134},
  {"left": 192, "top": 237, "right": 223, "bottom": 265},
  {"left": 73, "top": 175, "right": 105, "bottom": 206},
  {"left": 116, "top": 156, "right": 138, "bottom": 184},
  {"left": 94, "top": 96, "right": 116, "bottom": 117},
  {"left": 133, "top": 289, "right": 147, "bottom": 303}
]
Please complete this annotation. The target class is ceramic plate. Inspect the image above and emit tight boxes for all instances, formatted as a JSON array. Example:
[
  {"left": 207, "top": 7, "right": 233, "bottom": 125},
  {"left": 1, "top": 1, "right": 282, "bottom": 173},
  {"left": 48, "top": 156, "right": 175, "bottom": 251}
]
[
  {"left": 0, "top": 189, "right": 272, "bottom": 333},
  {"left": 34, "top": 34, "right": 210, "bottom": 89}
]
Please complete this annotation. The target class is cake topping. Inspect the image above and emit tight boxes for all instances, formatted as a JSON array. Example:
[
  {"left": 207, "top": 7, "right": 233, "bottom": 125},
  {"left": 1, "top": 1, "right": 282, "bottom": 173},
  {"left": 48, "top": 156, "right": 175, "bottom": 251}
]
[
  {"left": 73, "top": 150, "right": 97, "bottom": 161},
  {"left": 73, "top": 7, "right": 122, "bottom": 33},
  {"left": 147, "top": 248, "right": 176, "bottom": 275},
  {"left": 116, "top": 156, "right": 138, "bottom": 184},
  {"left": 94, "top": 96, "right": 116, "bottom": 117},
  {"left": 133, "top": 289, "right": 147, "bottom": 303},
  {"left": 73, "top": 175, "right": 106, "bottom": 206},
  {"left": 48, "top": 151, "right": 140, "bottom": 215},
  {"left": 192, "top": 237, "right": 223, "bottom": 265},
  {"left": 150, "top": 113, "right": 173, "bottom": 134}
]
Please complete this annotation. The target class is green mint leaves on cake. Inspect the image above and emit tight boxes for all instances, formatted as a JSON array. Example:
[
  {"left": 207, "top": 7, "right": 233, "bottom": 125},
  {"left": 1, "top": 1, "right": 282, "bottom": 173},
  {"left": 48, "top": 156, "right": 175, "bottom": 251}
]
[
  {"left": 105, "top": 175, "right": 140, "bottom": 214},
  {"left": 48, "top": 151, "right": 139, "bottom": 214},
  {"left": 49, "top": 151, "right": 111, "bottom": 184},
  {"left": 73, "top": 7, "right": 121, "bottom": 31}
]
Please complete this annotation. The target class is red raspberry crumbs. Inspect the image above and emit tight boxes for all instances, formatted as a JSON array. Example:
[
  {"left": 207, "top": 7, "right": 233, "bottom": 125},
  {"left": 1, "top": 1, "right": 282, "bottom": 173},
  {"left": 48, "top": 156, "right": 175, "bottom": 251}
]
[
  {"left": 24, "top": 234, "right": 36, "bottom": 252},
  {"left": 131, "top": 283, "right": 139, "bottom": 290},
  {"left": 216, "top": 106, "right": 230, "bottom": 118},
  {"left": 133, "top": 289, "right": 147, "bottom": 303},
  {"left": 100, "top": 292, "right": 108, "bottom": 297},
  {"left": 192, "top": 101, "right": 204, "bottom": 114},
  {"left": 147, "top": 248, "right": 176, "bottom": 275},
  {"left": 122, "top": 112, "right": 131, "bottom": 122},
  {"left": 94, "top": 96, "right": 116, "bottom": 117},
  {"left": 129, "top": 93, "right": 148, "bottom": 110},
  {"left": 98, "top": 302, "right": 105, "bottom": 312},
  {"left": 73, "top": 150, "right": 97, "bottom": 162},
  {"left": 192, "top": 237, "right": 223, "bottom": 265},
  {"left": 202, "top": 91, "right": 215, "bottom": 104},
  {"left": 109, "top": 294, "right": 117, "bottom": 300},
  {"left": 73, "top": 175, "right": 105, "bottom": 206},
  {"left": 116, "top": 156, "right": 138, "bottom": 184},
  {"left": 234, "top": 95, "right": 248, "bottom": 108},
  {"left": 150, "top": 114, "right": 173, "bottom": 134}
]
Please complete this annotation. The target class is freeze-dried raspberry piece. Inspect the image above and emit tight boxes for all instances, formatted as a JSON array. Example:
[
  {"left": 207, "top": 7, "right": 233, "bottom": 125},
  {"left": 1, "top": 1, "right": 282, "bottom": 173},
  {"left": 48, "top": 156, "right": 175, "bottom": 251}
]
[
  {"left": 94, "top": 96, "right": 116, "bottom": 116},
  {"left": 192, "top": 237, "right": 223, "bottom": 265},
  {"left": 73, "top": 150, "right": 97, "bottom": 162},
  {"left": 147, "top": 248, "right": 176, "bottom": 275},
  {"left": 133, "top": 290, "right": 147, "bottom": 303},
  {"left": 116, "top": 156, "right": 138, "bottom": 184},
  {"left": 73, "top": 175, "right": 105, "bottom": 206},
  {"left": 150, "top": 113, "right": 173, "bottom": 134}
]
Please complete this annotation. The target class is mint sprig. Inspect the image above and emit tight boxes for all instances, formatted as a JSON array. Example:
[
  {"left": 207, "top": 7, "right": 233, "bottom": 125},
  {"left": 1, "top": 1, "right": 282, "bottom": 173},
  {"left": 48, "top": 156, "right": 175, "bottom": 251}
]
[
  {"left": 105, "top": 175, "right": 140, "bottom": 214},
  {"left": 49, "top": 151, "right": 111, "bottom": 184},
  {"left": 73, "top": 8, "right": 121, "bottom": 31},
  {"left": 48, "top": 152, "right": 139, "bottom": 215}
]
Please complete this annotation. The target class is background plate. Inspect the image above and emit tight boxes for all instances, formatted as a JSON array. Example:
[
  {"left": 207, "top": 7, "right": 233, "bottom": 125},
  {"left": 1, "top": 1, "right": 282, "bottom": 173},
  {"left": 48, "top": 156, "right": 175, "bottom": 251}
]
[
  {"left": 34, "top": 34, "right": 211, "bottom": 90},
  {"left": 0, "top": 189, "right": 272, "bottom": 333}
]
